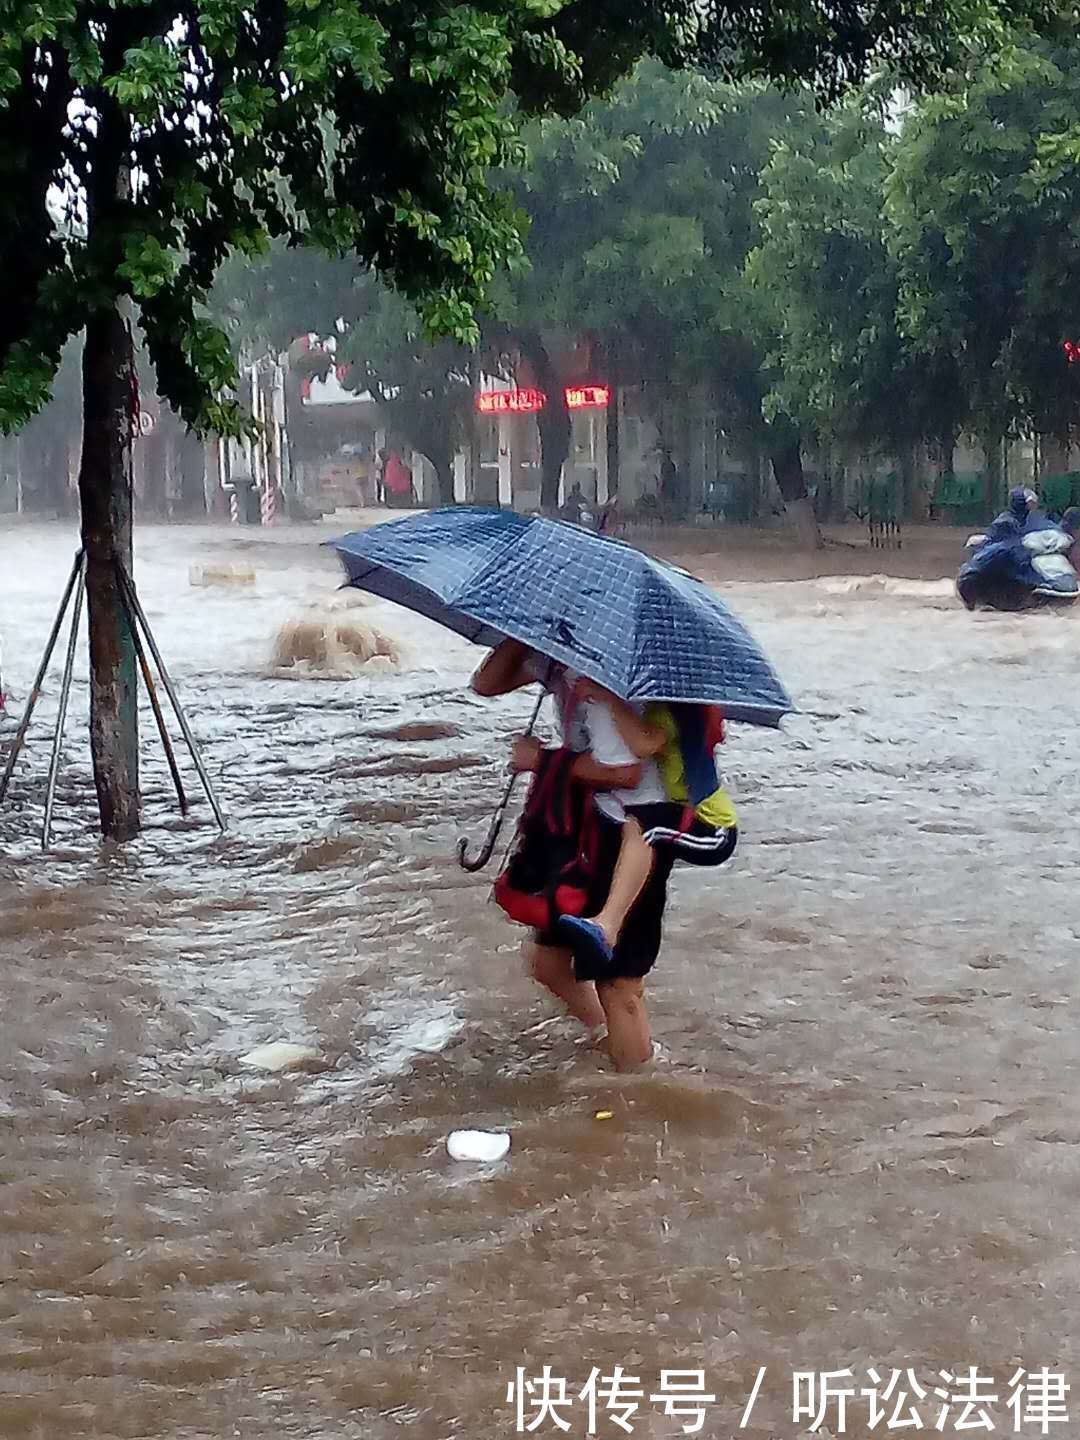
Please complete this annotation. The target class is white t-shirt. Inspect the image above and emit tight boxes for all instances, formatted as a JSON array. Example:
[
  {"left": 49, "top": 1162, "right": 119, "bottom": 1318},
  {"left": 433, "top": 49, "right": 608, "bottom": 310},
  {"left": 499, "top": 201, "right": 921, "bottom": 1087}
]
[{"left": 583, "top": 699, "right": 666, "bottom": 821}]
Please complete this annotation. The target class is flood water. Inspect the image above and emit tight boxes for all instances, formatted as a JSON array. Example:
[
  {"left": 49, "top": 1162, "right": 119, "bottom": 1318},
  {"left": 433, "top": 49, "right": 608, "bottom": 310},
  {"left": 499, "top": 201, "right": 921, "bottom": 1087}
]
[{"left": 1, "top": 519, "right": 1079, "bottom": 1439}]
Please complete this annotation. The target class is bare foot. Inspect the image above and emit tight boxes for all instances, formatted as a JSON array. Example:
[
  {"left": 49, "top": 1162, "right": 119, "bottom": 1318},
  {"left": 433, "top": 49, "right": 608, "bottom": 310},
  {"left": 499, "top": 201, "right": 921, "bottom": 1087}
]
[{"left": 573, "top": 1023, "right": 608, "bottom": 1048}]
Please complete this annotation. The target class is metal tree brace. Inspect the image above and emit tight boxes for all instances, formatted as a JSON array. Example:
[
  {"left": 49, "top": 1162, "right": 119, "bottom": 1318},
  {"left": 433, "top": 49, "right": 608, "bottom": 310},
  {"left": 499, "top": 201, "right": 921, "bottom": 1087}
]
[{"left": 0, "top": 550, "right": 227, "bottom": 848}]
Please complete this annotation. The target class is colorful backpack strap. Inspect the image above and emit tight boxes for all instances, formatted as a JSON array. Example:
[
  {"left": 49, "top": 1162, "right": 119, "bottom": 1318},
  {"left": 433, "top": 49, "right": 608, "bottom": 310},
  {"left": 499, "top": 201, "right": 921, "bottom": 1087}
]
[
  {"left": 704, "top": 705, "right": 725, "bottom": 749},
  {"left": 671, "top": 704, "right": 721, "bottom": 809}
]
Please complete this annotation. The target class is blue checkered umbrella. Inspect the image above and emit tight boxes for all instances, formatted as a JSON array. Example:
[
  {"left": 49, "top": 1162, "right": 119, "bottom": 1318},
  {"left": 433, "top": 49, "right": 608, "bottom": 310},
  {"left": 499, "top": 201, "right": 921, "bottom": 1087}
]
[{"left": 330, "top": 508, "right": 792, "bottom": 726}]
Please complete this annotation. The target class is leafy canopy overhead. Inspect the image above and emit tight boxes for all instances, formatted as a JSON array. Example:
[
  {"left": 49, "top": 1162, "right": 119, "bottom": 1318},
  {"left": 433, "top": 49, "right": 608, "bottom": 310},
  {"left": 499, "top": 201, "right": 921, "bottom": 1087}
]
[
  {"left": 1, "top": 0, "right": 1053, "bottom": 439},
  {"left": 887, "top": 39, "right": 1080, "bottom": 443},
  {"left": 747, "top": 90, "right": 964, "bottom": 453},
  {"left": 497, "top": 63, "right": 812, "bottom": 457}
]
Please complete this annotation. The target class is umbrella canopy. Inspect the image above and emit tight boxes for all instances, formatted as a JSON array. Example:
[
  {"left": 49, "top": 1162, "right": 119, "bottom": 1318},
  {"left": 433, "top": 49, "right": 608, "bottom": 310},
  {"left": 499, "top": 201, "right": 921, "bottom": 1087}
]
[{"left": 330, "top": 508, "right": 793, "bottom": 726}]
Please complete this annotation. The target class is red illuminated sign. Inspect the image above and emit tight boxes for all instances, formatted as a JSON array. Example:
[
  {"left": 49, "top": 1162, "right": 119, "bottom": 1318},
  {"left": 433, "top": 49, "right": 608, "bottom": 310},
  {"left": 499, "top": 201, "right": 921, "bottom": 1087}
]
[
  {"left": 565, "top": 384, "right": 611, "bottom": 409},
  {"left": 476, "top": 388, "right": 546, "bottom": 414},
  {"left": 475, "top": 383, "right": 612, "bottom": 414},
  {"left": 1065, "top": 340, "right": 1080, "bottom": 364}
]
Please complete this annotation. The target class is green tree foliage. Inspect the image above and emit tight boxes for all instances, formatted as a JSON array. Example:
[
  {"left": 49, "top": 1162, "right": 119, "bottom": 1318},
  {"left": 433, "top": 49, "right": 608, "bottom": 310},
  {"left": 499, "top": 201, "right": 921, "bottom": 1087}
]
[
  {"left": 220, "top": 34, "right": 1080, "bottom": 529},
  {"left": 218, "top": 66, "right": 782, "bottom": 510},
  {"left": 7, "top": 0, "right": 1035, "bottom": 437},
  {"left": 888, "top": 40, "right": 1080, "bottom": 489},
  {"left": 336, "top": 285, "right": 473, "bottom": 504},
  {"left": 749, "top": 92, "right": 964, "bottom": 471},
  {"left": 0, "top": 0, "right": 748, "bottom": 838},
  {"left": 501, "top": 65, "right": 824, "bottom": 505},
  {"left": 736, "top": 39, "right": 1080, "bottom": 512},
  {"left": 0, "top": 0, "right": 677, "bottom": 435},
  {"left": 493, "top": 62, "right": 733, "bottom": 505}
]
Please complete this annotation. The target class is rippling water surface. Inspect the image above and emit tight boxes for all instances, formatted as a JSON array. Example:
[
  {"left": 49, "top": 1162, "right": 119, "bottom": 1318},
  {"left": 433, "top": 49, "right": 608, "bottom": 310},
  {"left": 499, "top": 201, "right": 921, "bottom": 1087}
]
[{"left": 1, "top": 520, "right": 1078, "bottom": 1439}]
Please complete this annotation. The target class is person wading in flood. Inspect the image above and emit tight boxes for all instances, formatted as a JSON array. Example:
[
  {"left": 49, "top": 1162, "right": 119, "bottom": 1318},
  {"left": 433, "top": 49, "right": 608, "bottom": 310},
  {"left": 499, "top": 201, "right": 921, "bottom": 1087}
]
[{"left": 471, "top": 638, "right": 674, "bottom": 1069}]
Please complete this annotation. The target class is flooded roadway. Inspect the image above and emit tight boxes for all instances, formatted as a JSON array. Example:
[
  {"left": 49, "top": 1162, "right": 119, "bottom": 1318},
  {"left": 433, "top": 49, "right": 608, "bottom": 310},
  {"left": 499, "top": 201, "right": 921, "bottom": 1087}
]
[{"left": 1, "top": 519, "right": 1079, "bottom": 1439}]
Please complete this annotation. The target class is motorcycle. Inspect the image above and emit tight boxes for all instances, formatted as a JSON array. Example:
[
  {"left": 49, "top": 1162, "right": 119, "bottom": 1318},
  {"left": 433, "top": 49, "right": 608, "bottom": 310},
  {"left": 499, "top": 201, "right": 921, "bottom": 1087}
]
[{"left": 957, "top": 522, "right": 1079, "bottom": 611}]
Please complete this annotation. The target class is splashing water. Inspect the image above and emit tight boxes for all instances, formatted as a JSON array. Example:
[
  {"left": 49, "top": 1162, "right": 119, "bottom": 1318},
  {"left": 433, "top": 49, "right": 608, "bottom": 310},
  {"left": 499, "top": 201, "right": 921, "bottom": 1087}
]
[{"left": 269, "top": 615, "right": 402, "bottom": 676}]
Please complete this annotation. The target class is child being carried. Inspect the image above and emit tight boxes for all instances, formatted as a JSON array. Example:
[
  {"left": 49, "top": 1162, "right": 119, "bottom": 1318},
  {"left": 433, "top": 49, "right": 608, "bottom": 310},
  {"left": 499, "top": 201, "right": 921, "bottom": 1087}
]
[{"left": 557, "top": 678, "right": 737, "bottom": 970}]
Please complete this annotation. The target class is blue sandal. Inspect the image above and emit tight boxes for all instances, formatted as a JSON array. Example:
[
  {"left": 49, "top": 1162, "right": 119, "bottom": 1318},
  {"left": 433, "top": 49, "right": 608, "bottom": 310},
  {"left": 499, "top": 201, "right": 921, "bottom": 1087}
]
[{"left": 556, "top": 915, "right": 614, "bottom": 969}]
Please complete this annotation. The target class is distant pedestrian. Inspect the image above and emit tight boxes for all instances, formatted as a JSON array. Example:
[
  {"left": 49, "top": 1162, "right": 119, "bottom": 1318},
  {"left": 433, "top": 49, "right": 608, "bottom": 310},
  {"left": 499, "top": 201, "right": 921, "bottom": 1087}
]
[
  {"left": 381, "top": 449, "right": 415, "bottom": 508},
  {"left": 560, "top": 481, "right": 590, "bottom": 527}
]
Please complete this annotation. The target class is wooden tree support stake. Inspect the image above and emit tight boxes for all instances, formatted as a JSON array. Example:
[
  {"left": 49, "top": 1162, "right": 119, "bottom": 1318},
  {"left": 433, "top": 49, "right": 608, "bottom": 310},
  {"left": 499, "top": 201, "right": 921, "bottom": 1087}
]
[
  {"left": 41, "top": 558, "right": 86, "bottom": 850},
  {"left": 0, "top": 550, "right": 227, "bottom": 842},
  {"left": 115, "top": 561, "right": 227, "bottom": 833},
  {"left": 115, "top": 570, "right": 189, "bottom": 819},
  {"left": 0, "top": 549, "right": 86, "bottom": 810}
]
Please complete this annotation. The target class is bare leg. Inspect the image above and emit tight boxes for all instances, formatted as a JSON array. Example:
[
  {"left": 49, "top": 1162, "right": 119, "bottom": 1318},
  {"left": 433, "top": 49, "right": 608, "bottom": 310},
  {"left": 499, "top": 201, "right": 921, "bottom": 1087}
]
[
  {"left": 590, "top": 818, "right": 655, "bottom": 948},
  {"left": 527, "top": 943, "right": 606, "bottom": 1030},
  {"left": 597, "top": 977, "right": 651, "bottom": 1069}
]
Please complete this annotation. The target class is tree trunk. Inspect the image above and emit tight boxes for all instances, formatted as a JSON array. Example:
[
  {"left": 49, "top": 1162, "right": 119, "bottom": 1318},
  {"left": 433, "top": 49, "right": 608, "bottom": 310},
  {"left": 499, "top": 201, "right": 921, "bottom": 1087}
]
[
  {"left": 924, "top": 427, "right": 955, "bottom": 518},
  {"left": 39, "top": 433, "right": 73, "bottom": 516},
  {"left": 176, "top": 429, "right": 208, "bottom": 516},
  {"left": 435, "top": 460, "right": 456, "bottom": 505},
  {"left": 203, "top": 437, "right": 224, "bottom": 516},
  {"left": 472, "top": 453, "right": 498, "bottom": 505},
  {"left": 982, "top": 431, "right": 1004, "bottom": 514},
  {"left": 516, "top": 331, "right": 569, "bottom": 512},
  {"left": 605, "top": 389, "right": 619, "bottom": 504},
  {"left": 899, "top": 445, "right": 916, "bottom": 520},
  {"left": 770, "top": 435, "right": 822, "bottom": 548},
  {"left": 935, "top": 428, "right": 956, "bottom": 481},
  {"left": 411, "top": 432, "right": 456, "bottom": 505},
  {"left": 595, "top": 336, "right": 619, "bottom": 504},
  {"left": 141, "top": 431, "right": 166, "bottom": 516},
  {"left": 78, "top": 306, "right": 140, "bottom": 840},
  {"left": 1039, "top": 432, "right": 1070, "bottom": 480},
  {"left": 741, "top": 439, "right": 765, "bottom": 520}
]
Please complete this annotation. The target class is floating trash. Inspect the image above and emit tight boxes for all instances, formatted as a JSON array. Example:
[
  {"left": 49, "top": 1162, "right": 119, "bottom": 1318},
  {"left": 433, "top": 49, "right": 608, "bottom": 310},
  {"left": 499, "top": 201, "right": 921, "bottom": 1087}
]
[
  {"left": 446, "top": 1130, "right": 511, "bottom": 1163},
  {"left": 240, "top": 1042, "right": 320, "bottom": 1074},
  {"left": 189, "top": 564, "right": 257, "bottom": 587}
]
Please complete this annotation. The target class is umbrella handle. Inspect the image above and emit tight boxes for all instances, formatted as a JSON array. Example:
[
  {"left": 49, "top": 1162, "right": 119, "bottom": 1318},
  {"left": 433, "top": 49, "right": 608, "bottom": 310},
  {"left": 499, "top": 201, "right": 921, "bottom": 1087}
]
[
  {"left": 457, "top": 769, "right": 517, "bottom": 872},
  {"left": 457, "top": 683, "right": 547, "bottom": 873}
]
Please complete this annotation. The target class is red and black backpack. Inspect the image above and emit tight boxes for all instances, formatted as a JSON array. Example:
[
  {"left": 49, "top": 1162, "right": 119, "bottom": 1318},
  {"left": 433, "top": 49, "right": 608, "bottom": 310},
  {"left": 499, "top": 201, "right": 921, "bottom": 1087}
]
[{"left": 493, "top": 747, "right": 600, "bottom": 933}]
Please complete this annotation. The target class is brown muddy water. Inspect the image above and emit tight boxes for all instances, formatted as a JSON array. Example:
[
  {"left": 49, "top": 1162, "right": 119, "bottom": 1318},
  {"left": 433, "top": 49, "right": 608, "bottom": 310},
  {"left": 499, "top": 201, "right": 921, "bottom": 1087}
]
[{"left": 1, "top": 519, "right": 1078, "bottom": 1440}]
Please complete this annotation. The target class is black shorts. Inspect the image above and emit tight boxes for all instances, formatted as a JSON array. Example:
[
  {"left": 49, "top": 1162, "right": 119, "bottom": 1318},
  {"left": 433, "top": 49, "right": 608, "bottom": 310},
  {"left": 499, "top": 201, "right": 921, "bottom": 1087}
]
[
  {"left": 535, "top": 811, "right": 673, "bottom": 983},
  {"left": 626, "top": 802, "right": 738, "bottom": 868}
]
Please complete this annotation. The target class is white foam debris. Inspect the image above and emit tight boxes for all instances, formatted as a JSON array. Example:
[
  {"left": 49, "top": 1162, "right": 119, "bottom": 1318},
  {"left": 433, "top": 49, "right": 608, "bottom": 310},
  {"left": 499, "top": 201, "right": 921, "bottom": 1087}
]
[
  {"left": 446, "top": 1130, "right": 511, "bottom": 1163},
  {"left": 815, "top": 575, "right": 955, "bottom": 598},
  {"left": 240, "top": 1042, "right": 320, "bottom": 1073}
]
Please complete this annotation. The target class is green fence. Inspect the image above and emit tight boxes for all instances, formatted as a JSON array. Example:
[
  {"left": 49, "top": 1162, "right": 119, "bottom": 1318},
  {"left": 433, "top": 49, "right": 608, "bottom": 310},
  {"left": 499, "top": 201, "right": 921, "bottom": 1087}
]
[
  {"left": 1039, "top": 472, "right": 1080, "bottom": 515},
  {"left": 849, "top": 473, "right": 903, "bottom": 547},
  {"left": 930, "top": 472, "right": 985, "bottom": 528},
  {"left": 930, "top": 471, "right": 1080, "bottom": 525}
]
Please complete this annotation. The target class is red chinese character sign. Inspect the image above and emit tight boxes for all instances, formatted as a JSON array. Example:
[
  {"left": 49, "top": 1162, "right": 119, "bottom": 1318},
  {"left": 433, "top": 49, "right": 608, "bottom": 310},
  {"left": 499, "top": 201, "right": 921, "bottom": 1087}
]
[
  {"left": 1064, "top": 341, "right": 1080, "bottom": 365},
  {"left": 476, "top": 384, "right": 610, "bottom": 414},
  {"left": 565, "top": 385, "right": 611, "bottom": 410},
  {"left": 476, "top": 388, "right": 546, "bottom": 415}
]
